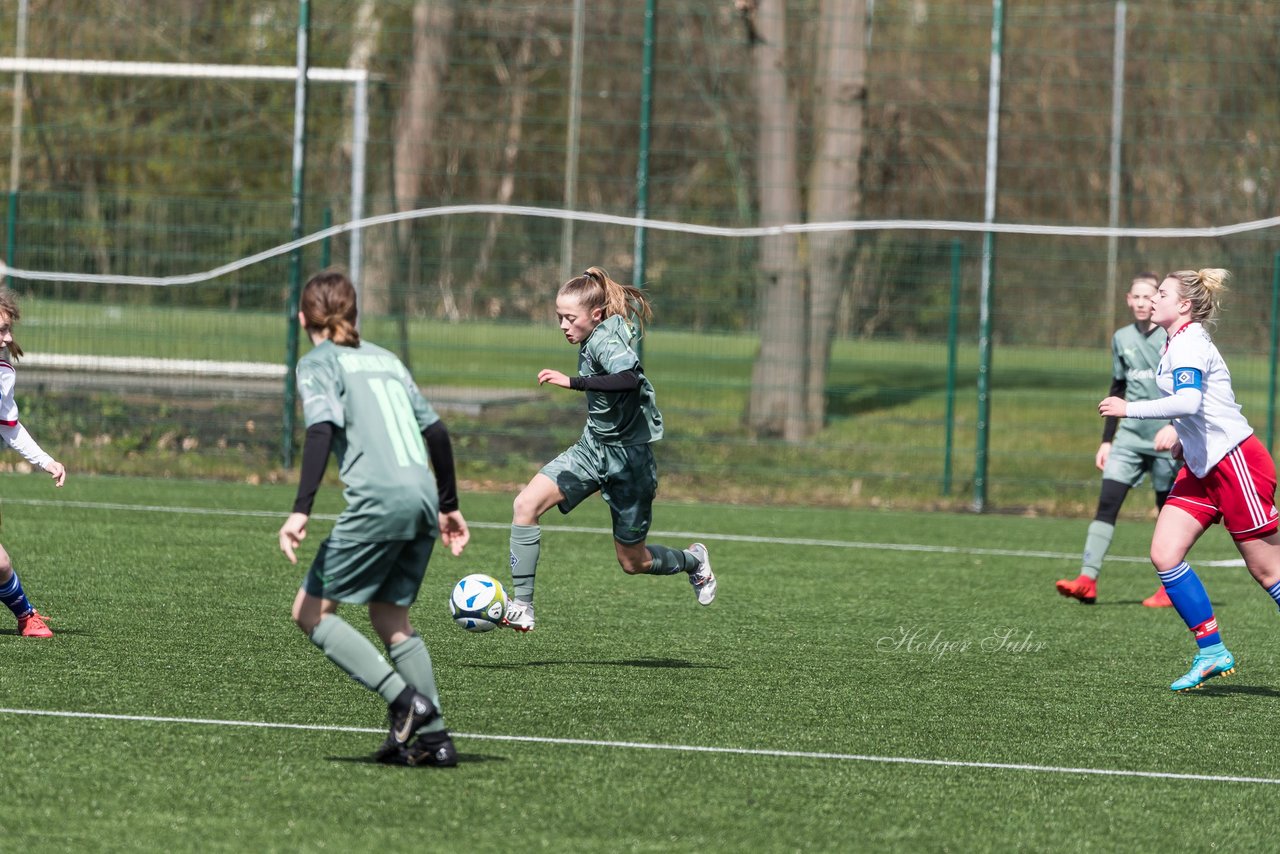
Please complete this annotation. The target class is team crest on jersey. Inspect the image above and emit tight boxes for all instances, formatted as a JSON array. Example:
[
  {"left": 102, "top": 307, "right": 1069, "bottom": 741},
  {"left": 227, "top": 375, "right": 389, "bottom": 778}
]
[{"left": 1173, "top": 368, "right": 1202, "bottom": 391}]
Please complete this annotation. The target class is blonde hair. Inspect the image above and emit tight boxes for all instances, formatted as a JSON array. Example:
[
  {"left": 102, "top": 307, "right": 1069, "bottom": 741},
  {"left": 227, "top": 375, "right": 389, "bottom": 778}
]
[
  {"left": 559, "top": 267, "right": 652, "bottom": 334},
  {"left": 300, "top": 268, "right": 361, "bottom": 347},
  {"left": 1165, "top": 268, "right": 1229, "bottom": 329},
  {"left": 0, "top": 288, "right": 26, "bottom": 362}
]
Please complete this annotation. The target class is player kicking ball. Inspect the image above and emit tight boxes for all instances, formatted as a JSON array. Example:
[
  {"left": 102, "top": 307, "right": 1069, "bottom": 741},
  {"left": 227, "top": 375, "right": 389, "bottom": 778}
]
[{"left": 501, "top": 267, "right": 715, "bottom": 632}]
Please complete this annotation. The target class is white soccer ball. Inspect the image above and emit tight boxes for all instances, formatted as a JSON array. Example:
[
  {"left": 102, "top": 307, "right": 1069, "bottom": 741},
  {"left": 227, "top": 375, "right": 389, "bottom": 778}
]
[{"left": 449, "top": 573, "right": 508, "bottom": 633}]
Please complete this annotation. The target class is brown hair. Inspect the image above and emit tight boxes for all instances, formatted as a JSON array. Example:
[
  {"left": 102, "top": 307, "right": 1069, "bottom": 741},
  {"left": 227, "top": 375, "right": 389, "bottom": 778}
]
[
  {"left": 1165, "top": 268, "right": 1229, "bottom": 329},
  {"left": 558, "top": 266, "right": 652, "bottom": 334},
  {"left": 300, "top": 268, "right": 361, "bottom": 347},
  {"left": 0, "top": 288, "right": 26, "bottom": 362}
]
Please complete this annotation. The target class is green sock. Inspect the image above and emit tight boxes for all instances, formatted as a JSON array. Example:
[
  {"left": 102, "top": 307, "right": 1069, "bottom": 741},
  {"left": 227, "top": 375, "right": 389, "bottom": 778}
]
[
  {"left": 510, "top": 524, "right": 541, "bottom": 602},
  {"left": 1080, "top": 520, "right": 1115, "bottom": 581},
  {"left": 309, "top": 615, "right": 406, "bottom": 705},
  {"left": 389, "top": 633, "right": 445, "bottom": 733},
  {"left": 644, "top": 544, "right": 694, "bottom": 575}
]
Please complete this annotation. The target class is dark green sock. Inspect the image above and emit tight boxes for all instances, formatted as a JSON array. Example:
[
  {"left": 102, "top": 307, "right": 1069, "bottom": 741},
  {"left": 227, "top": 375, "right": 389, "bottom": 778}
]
[
  {"left": 510, "top": 524, "right": 541, "bottom": 602},
  {"left": 389, "top": 633, "right": 445, "bottom": 733},
  {"left": 644, "top": 544, "right": 695, "bottom": 575},
  {"left": 309, "top": 616, "right": 406, "bottom": 705}
]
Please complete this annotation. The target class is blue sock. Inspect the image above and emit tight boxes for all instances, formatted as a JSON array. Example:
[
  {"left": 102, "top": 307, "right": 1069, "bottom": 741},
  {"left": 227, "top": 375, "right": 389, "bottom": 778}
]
[
  {"left": 0, "top": 571, "right": 34, "bottom": 619},
  {"left": 1268, "top": 580, "right": 1280, "bottom": 611},
  {"left": 1157, "top": 562, "right": 1222, "bottom": 648}
]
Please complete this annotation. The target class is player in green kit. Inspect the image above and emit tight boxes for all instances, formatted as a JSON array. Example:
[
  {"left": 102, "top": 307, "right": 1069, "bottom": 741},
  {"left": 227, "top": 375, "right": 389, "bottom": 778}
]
[
  {"left": 1056, "top": 272, "right": 1179, "bottom": 606},
  {"left": 278, "top": 269, "right": 470, "bottom": 766},
  {"left": 501, "top": 267, "right": 716, "bottom": 632}
]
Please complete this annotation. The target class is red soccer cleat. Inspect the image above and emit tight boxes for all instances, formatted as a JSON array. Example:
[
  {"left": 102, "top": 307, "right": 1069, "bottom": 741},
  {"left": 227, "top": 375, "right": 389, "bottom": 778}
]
[
  {"left": 1142, "top": 585, "right": 1173, "bottom": 608},
  {"left": 17, "top": 610, "right": 53, "bottom": 638},
  {"left": 1055, "top": 574, "right": 1097, "bottom": 605}
]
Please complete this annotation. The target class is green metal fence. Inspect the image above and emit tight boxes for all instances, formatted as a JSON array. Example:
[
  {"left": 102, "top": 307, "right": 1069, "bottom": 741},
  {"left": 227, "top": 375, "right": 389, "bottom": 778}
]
[{"left": 1, "top": 1, "right": 1279, "bottom": 513}]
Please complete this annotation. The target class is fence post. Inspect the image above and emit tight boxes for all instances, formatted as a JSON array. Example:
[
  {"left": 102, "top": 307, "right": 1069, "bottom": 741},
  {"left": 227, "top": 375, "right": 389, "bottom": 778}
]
[
  {"left": 1268, "top": 251, "right": 1279, "bottom": 452},
  {"left": 633, "top": 0, "right": 656, "bottom": 361},
  {"left": 974, "top": 0, "right": 1005, "bottom": 512},
  {"left": 4, "top": 191, "right": 15, "bottom": 289},
  {"left": 283, "top": 0, "right": 311, "bottom": 470},
  {"left": 943, "top": 239, "right": 962, "bottom": 495}
]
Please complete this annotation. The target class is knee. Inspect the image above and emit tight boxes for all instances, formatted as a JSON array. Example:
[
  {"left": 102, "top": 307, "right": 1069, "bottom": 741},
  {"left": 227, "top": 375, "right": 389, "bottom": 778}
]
[
  {"left": 1149, "top": 543, "right": 1183, "bottom": 573},
  {"left": 617, "top": 546, "right": 650, "bottom": 575},
  {"left": 512, "top": 490, "right": 543, "bottom": 526},
  {"left": 291, "top": 603, "right": 317, "bottom": 636}
]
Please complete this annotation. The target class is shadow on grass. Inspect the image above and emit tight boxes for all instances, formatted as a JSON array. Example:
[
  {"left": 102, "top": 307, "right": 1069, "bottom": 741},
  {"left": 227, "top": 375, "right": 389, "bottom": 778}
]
[
  {"left": 826, "top": 364, "right": 1100, "bottom": 419},
  {"left": 1189, "top": 683, "right": 1280, "bottom": 698},
  {"left": 327, "top": 752, "right": 506, "bottom": 765},
  {"left": 465, "top": 657, "right": 729, "bottom": 670}
]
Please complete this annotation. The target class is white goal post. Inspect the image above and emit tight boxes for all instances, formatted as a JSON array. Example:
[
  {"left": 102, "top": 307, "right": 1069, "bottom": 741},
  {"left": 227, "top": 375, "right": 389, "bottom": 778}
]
[{"left": 0, "top": 56, "right": 370, "bottom": 287}]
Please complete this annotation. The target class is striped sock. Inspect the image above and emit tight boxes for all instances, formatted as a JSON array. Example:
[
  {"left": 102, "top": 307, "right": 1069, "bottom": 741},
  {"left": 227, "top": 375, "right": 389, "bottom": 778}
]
[
  {"left": 1267, "top": 579, "right": 1280, "bottom": 611},
  {"left": 1158, "top": 561, "right": 1222, "bottom": 648},
  {"left": 0, "top": 571, "right": 33, "bottom": 619}
]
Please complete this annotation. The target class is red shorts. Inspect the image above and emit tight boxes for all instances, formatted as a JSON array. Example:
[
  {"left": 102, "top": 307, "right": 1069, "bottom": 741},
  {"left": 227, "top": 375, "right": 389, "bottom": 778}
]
[{"left": 1167, "top": 434, "right": 1280, "bottom": 541}]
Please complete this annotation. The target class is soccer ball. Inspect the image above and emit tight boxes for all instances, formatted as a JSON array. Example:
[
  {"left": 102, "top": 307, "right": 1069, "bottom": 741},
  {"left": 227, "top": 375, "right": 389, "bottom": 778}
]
[{"left": 449, "top": 573, "right": 508, "bottom": 633}]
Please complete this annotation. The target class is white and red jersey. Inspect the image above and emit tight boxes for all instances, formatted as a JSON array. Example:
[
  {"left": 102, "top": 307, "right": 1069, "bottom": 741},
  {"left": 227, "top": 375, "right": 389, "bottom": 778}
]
[
  {"left": 0, "top": 360, "right": 20, "bottom": 426},
  {"left": 1126, "top": 322, "right": 1252, "bottom": 477},
  {"left": 0, "top": 360, "right": 53, "bottom": 468}
]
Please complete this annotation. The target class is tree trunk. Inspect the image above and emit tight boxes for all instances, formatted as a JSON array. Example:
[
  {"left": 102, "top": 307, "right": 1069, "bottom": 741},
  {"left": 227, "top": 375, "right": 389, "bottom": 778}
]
[
  {"left": 804, "top": 0, "right": 867, "bottom": 430},
  {"left": 467, "top": 12, "right": 537, "bottom": 313},
  {"left": 745, "top": 0, "right": 807, "bottom": 440},
  {"left": 363, "top": 0, "right": 455, "bottom": 317}
]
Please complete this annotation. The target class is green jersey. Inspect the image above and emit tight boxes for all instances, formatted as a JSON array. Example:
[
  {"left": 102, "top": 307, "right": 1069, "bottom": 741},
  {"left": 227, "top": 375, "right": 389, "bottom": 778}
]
[
  {"left": 1111, "top": 322, "right": 1169, "bottom": 451},
  {"left": 297, "top": 339, "right": 440, "bottom": 542},
  {"left": 578, "top": 314, "right": 663, "bottom": 446}
]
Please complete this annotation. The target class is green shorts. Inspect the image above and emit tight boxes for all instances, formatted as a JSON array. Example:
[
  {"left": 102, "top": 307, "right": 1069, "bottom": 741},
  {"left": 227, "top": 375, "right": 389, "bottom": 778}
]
[
  {"left": 302, "top": 534, "right": 436, "bottom": 605},
  {"left": 1102, "top": 444, "right": 1178, "bottom": 493},
  {"left": 540, "top": 434, "right": 658, "bottom": 545}
]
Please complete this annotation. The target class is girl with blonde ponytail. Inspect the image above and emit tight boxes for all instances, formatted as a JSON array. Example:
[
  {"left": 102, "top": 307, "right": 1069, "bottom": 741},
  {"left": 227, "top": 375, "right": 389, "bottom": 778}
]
[
  {"left": 499, "top": 267, "right": 716, "bottom": 633},
  {"left": 1100, "top": 268, "right": 1280, "bottom": 692}
]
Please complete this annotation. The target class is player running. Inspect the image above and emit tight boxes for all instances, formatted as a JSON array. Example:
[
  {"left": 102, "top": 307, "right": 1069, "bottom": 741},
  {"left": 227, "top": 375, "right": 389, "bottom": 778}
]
[
  {"left": 1099, "top": 268, "right": 1280, "bottom": 691},
  {"left": 501, "top": 267, "right": 715, "bottom": 632}
]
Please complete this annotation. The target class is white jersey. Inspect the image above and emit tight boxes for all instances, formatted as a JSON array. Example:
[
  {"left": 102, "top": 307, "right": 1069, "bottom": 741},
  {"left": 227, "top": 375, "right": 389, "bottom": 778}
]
[
  {"left": 0, "top": 360, "right": 53, "bottom": 468},
  {"left": 1125, "top": 323, "right": 1251, "bottom": 477}
]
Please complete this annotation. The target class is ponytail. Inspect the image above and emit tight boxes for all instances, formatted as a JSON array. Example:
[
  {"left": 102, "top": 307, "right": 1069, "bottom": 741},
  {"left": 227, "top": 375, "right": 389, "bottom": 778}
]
[{"left": 300, "top": 269, "right": 361, "bottom": 346}]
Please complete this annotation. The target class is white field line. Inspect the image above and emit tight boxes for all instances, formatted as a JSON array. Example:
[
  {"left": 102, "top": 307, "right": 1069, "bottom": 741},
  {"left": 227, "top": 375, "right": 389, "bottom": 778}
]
[
  {"left": 2, "top": 496, "right": 1247, "bottom": 567},
  {"left": 1, "top": 706, "right": 1276, "bottom": 786}
]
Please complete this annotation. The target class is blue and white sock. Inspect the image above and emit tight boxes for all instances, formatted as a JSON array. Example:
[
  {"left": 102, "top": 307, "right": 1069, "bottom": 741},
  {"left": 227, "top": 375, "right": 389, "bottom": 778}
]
[
  {"left": 1158, "top": 561, "right": 1222, "bottom": 648},
  {"left": 1267, "top": 579, "right": 1280, "bottom": 611},
  {"left": 0, "top": 571, "right": 34, "bottom": 619}
]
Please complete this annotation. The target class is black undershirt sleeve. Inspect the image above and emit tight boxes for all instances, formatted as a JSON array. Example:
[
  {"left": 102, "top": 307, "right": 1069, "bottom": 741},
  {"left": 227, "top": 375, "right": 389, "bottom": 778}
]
[
  {"left": 1101, "top": 377, "right": 1126, "bottom": 443},
  {"left": 423, "top": 420, "right": 459, "bottom": 513},
  {"left": 567, "top": 369, "right": 641, "bottom": 392},
  {"left": 292, "top": 421, "right": 334, "bottom": 515}
]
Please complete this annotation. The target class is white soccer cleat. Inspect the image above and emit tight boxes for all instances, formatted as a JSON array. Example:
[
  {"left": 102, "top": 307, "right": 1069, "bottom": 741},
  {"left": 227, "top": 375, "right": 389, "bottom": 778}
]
[
  {"left": 687, "top": 542, "right": 716, "bottom": 606},
  {"left": 503, "top": 599, "right": 536, "bottom": 632}
]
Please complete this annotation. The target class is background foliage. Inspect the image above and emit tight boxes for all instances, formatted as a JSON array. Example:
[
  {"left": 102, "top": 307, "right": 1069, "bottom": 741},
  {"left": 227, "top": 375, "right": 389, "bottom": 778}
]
[{"left": 1, "top": 1, "right": 1279, "bottom": 507}]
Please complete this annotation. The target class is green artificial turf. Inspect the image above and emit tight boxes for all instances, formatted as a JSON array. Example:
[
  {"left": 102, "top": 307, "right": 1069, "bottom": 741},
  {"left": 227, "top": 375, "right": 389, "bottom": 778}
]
[{"left": 0, "top": 472, "right": 1277, "bottom": 852}]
